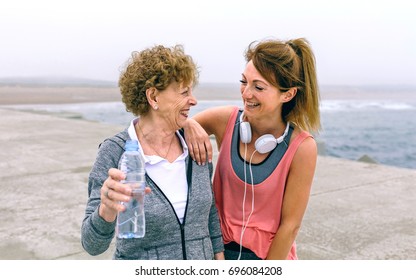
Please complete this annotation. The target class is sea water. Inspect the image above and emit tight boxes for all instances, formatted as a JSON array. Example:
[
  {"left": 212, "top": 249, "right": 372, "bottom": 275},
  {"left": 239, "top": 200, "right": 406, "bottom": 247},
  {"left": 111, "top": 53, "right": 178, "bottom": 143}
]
[{"left": 5, "top": 86, "right": 416, "bottom": 169}]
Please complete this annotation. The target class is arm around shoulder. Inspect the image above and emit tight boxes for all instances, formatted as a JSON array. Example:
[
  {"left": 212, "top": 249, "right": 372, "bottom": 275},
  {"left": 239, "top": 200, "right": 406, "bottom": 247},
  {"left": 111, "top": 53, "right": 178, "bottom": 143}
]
[
  {"left": 192, "top": 105, "right": 235, "bottom": 139},
  {"left": 184, "top": 106, "right": 235, "bottom": 164}
]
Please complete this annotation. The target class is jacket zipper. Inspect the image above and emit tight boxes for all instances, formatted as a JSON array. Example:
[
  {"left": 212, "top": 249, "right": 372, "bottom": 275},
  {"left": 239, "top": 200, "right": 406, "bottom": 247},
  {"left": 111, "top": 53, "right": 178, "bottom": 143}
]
[{"left": 145, "top": 157, "right": 192, "bottom": 260}]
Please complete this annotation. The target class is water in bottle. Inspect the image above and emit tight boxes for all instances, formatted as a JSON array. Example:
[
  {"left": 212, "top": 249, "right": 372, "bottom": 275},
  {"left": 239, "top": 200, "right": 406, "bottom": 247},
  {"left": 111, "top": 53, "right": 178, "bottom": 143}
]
[{"left": 117, "top": 139, "right": 146, "bottom": 238}]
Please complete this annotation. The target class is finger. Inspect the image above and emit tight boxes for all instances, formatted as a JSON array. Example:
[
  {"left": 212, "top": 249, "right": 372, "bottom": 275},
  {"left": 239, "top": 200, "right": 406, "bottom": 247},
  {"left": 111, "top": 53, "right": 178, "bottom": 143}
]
[
  {"left": 205, "top": 138, "right": 213, "bottom": 163},
  {"left": 199, "top": 140, "right": 213, "bottom": 164},
  {"left": 103, "top": 177, "right": 132, "bottom": 202},
  {"left": 100, "top": 186, "right": 122, "bottom": 213},
  {"left": 101, "top": 186, "right": 110, "bottom": 201},
  {"left": 106, "top": 168, "right": 131, "bottom": 197},
  {"left": 198, "top": 143, "right": 207, "bottom": 165},
  {"left": 192, "top": 144, "right": 202, "bottom": 165},
  {"left": 112, "top": 183, "right": 134, "bottom": 201},
  {"left": 188, "top": 143, "right": 196, "bottom": 162},
  {"left": 108, "top": 167, "right": 126, "bottom": 181},
  {"left": 103, "top": 193, "right": 126, "bottom": 212},
  {"left": 107, "top": 188, "right": 131, "bottom": 205},
  {"left": 103, "top": 176, "right": 118, "bottom": 193}
]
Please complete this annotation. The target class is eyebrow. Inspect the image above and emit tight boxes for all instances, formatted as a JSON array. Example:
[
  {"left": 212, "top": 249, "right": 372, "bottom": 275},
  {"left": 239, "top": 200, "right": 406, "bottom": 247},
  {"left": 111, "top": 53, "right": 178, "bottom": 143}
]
[
  {"left": 241, "top": 74, "right": 269, "bottom": 86},
  {"left": 180, "top": 86, "right": 190, "bottom": 93}
]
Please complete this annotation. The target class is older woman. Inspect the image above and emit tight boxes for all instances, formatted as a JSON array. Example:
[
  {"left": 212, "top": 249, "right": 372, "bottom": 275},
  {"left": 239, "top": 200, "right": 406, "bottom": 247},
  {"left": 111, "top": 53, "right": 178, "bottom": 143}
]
[{"left": 81, "top": 45, "right": 224, "bottom": 260}]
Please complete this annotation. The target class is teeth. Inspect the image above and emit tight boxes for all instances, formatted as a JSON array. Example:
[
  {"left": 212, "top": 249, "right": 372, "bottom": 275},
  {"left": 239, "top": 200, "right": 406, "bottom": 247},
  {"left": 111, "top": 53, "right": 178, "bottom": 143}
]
[{"left": 246, "top": 102, "right": 259, "bottom": 106}]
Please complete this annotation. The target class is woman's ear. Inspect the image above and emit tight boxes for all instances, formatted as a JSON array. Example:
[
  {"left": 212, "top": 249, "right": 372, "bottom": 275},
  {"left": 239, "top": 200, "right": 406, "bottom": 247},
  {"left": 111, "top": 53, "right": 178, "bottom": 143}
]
[
  {"left": 282, "top": 87, "right": 297, "bottom": 103},
  {"left": 146, "top": 87, "right": 159, "bottom": 110}
]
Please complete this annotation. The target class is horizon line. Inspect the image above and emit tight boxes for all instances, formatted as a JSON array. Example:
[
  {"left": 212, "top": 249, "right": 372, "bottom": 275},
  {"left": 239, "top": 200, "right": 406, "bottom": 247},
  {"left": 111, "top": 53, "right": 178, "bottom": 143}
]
[{"left": 0, "top": 76, "right": 415, "bottom": 89}]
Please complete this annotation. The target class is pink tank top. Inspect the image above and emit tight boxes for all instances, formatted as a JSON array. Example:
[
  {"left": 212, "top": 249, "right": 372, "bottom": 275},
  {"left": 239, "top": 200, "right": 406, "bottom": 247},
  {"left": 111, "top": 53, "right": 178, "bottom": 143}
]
[{"left": 213, "top": 107, "right": 312, "bottom": 259}]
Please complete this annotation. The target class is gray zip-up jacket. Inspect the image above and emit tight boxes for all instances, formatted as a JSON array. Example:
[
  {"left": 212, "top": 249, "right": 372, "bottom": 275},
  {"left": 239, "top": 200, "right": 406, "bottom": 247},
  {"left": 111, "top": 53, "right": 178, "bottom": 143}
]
[{"left": 81, "top": 129, "right": 224, "bottom": 259}]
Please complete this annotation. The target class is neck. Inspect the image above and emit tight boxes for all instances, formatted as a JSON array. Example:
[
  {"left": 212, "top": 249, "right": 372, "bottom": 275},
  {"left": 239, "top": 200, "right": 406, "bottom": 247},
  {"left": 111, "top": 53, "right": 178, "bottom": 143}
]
[
  {"left": 250, "top": 119, "right": 287, "bottom": 138},
  {"left": 136, "top": 116, "right": 176, "bottom": 141},
  {"left": 136, "top": 117, "right": 178, "bottom": 160}
]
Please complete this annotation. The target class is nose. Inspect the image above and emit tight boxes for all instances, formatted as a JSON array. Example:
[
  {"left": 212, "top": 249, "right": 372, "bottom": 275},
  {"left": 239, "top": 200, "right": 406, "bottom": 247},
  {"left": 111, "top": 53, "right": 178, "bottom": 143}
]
[
  {"left": 241, "top": 85, "right": 253, "bottom": 99},
  {"left": 189, "top": 92, "right": 197, "bottom": 106}
]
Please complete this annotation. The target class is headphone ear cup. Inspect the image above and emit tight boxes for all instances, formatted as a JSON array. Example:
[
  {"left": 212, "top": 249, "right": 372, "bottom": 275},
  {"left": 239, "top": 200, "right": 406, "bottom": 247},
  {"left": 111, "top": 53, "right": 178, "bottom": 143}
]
[
  {"left": 255, "top": 134, "right": 277, "bottom": 154},
  {"left": 239, "top": 121, "right": 252, "bottom": 143}
]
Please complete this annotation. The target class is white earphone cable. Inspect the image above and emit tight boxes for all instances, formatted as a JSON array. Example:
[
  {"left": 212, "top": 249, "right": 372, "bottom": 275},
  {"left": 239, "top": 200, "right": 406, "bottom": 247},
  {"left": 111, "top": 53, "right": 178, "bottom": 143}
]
[
  {"left": 238, "top": 145, "right": 257, "bottom": 260},
  {"left": 238, "top": 141, "right": 248, "bottom": 260}
]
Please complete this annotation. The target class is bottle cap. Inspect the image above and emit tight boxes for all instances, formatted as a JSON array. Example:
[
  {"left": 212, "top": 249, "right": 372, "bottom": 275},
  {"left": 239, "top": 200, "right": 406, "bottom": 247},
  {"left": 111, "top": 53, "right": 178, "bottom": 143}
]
[{"left": 125, "top": 140, "right": 139, "bottom": 151}]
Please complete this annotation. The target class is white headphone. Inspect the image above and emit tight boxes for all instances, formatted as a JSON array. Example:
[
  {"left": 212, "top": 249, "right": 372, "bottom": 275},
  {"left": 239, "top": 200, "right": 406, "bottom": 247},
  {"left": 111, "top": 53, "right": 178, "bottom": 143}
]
[{"left": 239, "top": 112, "right": 290, "bottom": 154}]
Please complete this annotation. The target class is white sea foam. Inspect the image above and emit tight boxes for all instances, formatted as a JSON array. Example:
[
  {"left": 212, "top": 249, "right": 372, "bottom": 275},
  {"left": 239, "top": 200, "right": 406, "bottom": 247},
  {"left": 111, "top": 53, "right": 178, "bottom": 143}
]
[{"left": 320, "top": 100, "right": 415, "bottom": 111}]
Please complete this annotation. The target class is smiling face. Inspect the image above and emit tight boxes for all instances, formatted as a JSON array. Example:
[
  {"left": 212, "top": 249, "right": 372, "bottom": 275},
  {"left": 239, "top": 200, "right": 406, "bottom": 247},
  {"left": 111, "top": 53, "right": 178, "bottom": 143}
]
[
  {"left": 155, "top": 81, "right": 197, "bottom": 130},
  {"left": 240, "top": 60, "right": 283, "bottom": 121}
]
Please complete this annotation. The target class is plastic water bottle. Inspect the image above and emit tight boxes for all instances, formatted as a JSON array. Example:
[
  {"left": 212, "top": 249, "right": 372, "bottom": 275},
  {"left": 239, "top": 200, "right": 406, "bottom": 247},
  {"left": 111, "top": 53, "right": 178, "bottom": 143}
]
[{"left": 117, "top": 139, "right": 146, "bottom": 238}]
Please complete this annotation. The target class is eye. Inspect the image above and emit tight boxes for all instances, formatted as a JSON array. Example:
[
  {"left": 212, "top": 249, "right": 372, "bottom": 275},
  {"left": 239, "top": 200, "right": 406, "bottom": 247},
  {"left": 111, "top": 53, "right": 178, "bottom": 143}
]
[
  {"left": 255, "top": 85, "right": 264, "bottom": 91},
  {"left": 239, "top": 79, "right": 247, "bottom": 85}
]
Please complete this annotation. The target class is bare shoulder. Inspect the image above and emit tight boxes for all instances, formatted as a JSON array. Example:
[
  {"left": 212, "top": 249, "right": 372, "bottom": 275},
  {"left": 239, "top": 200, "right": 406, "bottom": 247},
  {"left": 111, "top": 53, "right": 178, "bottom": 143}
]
[
  {"left": 193, "top": 105, "right": 236, "bottom": 136},
  {"left": 291, "top": 127, "right": 318, "bottom": 163},
  {"left": 296, "top": 136, "right": 317, "bottom": 158},
  {"left": 290, "top": 127, "right": 318, "bottom": 161},
  {"left": 194, "top": 105, "right": 235, "bottom": 121},
  {"left": 287, "top": 129, "right": 317, "bottom": 194}
]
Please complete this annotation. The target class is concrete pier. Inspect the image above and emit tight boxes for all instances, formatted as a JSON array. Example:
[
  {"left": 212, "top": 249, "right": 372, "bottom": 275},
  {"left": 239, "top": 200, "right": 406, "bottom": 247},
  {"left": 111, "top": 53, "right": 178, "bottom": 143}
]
[{"left": 0, "top": 108, "right": 415, "bottom": 260}]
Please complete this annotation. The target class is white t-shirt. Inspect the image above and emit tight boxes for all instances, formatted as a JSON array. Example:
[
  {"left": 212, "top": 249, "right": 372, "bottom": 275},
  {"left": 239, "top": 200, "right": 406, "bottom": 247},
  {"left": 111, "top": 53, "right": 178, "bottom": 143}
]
[{"left": 128, "top": 118, "right": 188, "bottom": 224}]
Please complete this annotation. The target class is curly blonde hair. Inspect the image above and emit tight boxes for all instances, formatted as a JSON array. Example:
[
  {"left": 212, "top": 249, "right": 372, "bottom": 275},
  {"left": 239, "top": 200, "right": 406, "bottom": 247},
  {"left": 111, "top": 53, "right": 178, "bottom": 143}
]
[{"left": 118, "top": 45, "right": 199, "bottom": 116}]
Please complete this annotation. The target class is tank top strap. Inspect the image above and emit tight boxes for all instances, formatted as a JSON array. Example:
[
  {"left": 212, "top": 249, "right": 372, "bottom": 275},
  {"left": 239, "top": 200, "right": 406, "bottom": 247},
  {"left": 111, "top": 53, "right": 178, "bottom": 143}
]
[
  {"left": 278, "top": 130, "right": 313, "bottom": 174},
  {"left": 226, "top": 106, "right": 240, "bottom": 134},
  {"left": 220, "top": 106, "right": 240, "bottom": 152}
]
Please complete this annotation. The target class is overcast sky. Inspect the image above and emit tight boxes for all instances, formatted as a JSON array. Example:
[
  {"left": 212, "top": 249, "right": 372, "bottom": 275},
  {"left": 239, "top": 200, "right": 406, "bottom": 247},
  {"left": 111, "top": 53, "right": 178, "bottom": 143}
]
[{"left": 0, "top": 0, "right": 415, "bottom": 86}]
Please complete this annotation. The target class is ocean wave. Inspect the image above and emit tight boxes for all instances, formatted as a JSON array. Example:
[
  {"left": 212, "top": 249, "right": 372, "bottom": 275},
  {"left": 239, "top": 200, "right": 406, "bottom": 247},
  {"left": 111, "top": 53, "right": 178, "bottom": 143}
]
[{"left": 320, "top": 100, "right": 415, "bottom": 111}]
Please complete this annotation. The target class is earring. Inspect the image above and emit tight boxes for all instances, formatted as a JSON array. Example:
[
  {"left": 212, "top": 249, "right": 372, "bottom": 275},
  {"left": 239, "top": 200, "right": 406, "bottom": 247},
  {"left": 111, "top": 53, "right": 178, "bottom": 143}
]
[{"left": 154, "top": 105, "right": 158, "bottom": 110}]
